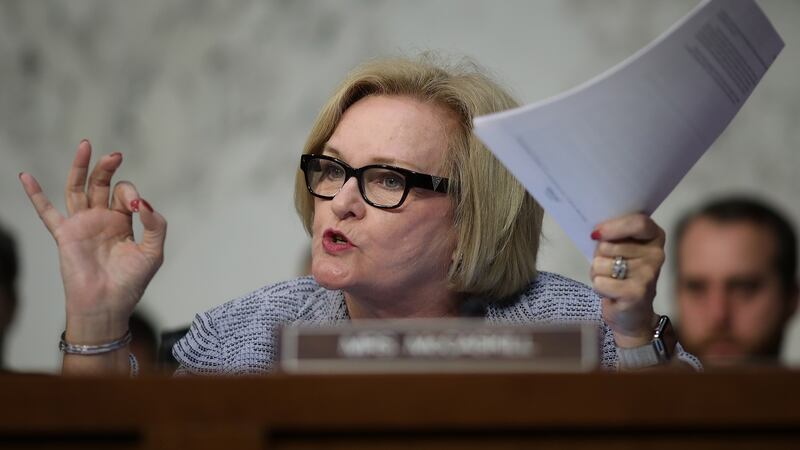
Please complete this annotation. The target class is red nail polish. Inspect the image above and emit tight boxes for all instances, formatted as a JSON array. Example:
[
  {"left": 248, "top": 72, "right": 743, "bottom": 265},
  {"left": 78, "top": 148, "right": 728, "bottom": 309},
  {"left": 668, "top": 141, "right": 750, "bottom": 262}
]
[
  {"left": 130, "top": 199, "right": 140, "bottom": 212},
  {"left": 591, "top": 230, "right": 601, "bottom": 240},
  {"left": 140, "top": 199, "right": 153, "bottom": 212}
]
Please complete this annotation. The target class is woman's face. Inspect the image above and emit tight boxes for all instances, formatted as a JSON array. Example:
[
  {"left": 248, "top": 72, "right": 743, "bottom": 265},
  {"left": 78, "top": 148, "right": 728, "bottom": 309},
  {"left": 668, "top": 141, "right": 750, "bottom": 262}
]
[{"left": 310, "top": 95, "right": 457, "bottom": 299}]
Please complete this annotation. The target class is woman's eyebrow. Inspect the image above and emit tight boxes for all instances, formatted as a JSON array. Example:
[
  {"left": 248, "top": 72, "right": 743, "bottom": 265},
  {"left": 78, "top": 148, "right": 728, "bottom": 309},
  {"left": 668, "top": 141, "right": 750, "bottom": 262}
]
[
  {"left": 321, "top": 143, "right": 426, "bottom": 172},
  {"left": 320, "top": 144, "right": 341, "bottom": 157}
]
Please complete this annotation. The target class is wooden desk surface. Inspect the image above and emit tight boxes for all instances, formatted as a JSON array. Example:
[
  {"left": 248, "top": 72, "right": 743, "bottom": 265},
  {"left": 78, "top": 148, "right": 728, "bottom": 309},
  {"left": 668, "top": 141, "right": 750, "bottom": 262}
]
[{"left": 1, "top": 371, "right": 799, "bottom": 449}]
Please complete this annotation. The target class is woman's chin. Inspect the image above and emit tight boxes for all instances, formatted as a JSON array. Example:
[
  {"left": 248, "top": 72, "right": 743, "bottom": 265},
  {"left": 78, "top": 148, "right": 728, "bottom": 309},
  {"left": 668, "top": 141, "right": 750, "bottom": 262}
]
[{"left": 311, "top": 265, "right": 352, "bottom": 290}]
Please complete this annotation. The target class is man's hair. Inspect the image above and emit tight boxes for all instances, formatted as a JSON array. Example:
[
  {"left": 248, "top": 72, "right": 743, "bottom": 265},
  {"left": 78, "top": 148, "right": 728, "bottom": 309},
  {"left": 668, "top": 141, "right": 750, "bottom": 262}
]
[
  {"left": 673, "top": 196, "right": 798, "bottom": 294},
  {"left": 294, "top": 54, "right": 544, "bottom": 300},
  {"left": 0, "top": 223, "right": 17, "bottom": 305}
]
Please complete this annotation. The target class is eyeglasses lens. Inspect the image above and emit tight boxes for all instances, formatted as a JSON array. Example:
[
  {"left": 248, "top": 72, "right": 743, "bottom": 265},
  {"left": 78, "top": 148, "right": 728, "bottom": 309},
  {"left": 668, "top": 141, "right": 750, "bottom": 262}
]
[
  {"left": 363, "top": 168, "right": 406, "bottom": 207},
  {"left": 307, "top": 157, "right": 407, "bottom": 207},
  {"left": 308, "top": 158, "right": 345, "bottom": 197}
]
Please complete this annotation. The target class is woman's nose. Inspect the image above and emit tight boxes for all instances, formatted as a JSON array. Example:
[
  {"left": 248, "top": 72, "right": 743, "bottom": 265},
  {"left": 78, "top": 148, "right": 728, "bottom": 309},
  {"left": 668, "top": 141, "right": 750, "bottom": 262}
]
[{"left": 330, "top": 177, "right": 366, "bottom": 220}]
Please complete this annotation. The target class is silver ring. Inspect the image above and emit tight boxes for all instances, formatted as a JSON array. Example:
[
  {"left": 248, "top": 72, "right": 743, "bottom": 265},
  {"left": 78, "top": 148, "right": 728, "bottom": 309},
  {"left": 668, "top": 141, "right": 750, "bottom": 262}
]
[{"left": 611, "top": 256, "right": 628, "bottom": 280}]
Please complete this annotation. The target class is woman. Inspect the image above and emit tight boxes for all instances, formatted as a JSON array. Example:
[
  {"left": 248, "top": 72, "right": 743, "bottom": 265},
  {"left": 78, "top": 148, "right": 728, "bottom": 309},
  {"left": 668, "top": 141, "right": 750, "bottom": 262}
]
[{"left": 19, "top": 56, "right": 699, "bottom": 374}]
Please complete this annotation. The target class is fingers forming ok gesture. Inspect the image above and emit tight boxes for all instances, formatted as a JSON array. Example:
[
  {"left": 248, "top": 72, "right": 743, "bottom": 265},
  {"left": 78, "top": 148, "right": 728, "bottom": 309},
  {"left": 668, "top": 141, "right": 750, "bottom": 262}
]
[{"left": 19, "top": 139, "right": 166, "bottom": 343}]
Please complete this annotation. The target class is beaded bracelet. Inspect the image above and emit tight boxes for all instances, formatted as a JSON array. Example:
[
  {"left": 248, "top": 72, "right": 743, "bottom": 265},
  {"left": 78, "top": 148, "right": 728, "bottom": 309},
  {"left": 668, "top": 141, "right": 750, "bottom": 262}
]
[{"left": 58, "top": 330, "right": 133, "bottom": 355}]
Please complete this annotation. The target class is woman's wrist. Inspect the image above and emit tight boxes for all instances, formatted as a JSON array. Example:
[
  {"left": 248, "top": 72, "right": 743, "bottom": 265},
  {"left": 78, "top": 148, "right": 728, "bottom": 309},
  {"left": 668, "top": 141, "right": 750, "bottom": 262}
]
[
  {"left": 61, "top": 311, "right": 133, "bottom": 375},
  {"left": 611, "top": 313, "right": 660, "bottom": 348},
  {"left": 60, "top": 329, "right": 132, "bottom": 355},
  {"left": 65, "top": 311, "right": 131, "bottom": 345},
  {"left": 62, "top": 345, "right": 132, "bottom": 375}
]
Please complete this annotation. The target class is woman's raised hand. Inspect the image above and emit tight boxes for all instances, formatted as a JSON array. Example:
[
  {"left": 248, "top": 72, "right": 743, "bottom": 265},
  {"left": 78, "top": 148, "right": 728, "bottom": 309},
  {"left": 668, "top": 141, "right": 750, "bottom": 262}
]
[
  {"left": 19, "top": 139, "right": 166, "bottom": 347},
  {"left": 590, "top": 213, "right": 664, "bottom": 348}
]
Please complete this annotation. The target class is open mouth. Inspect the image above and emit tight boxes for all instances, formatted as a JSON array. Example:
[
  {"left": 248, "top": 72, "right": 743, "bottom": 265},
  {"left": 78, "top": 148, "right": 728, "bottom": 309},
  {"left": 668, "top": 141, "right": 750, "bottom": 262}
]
[{"left": 323, "top": 229, "right": 353, "bottom": 250}]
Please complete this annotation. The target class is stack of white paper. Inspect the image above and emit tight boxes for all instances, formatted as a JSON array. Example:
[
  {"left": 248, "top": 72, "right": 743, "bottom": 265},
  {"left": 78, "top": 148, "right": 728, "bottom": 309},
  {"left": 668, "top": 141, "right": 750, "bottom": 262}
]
[{"left": 473, "top": 0, "right": 784, "bottom": 260}]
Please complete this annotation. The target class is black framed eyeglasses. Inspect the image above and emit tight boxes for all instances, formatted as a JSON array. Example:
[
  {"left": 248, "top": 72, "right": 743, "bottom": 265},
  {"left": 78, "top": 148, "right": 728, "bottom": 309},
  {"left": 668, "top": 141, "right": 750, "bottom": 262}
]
[{"left": 300, "top": 154, "right": 449, "bottom": 209}]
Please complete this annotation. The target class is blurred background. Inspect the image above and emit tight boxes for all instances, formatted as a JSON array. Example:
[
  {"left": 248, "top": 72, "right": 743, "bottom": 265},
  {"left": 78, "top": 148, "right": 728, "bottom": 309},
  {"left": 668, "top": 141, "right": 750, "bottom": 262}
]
[{"left": 0, "top": 0, "right": 797, "bottom": 372}]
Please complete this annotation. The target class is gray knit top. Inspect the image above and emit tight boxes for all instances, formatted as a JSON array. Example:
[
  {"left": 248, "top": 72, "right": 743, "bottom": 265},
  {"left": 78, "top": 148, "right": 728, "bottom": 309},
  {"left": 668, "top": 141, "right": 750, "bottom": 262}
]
[{"left": 172, "top": 271, "right": 700, "bottom": 374}]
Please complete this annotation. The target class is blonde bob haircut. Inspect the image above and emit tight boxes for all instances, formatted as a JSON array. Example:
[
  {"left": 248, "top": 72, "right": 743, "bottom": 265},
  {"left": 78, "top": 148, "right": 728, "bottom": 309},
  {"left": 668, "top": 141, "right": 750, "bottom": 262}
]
[{"left": 294, "top": 55, "right": 544, "bottom": 300}]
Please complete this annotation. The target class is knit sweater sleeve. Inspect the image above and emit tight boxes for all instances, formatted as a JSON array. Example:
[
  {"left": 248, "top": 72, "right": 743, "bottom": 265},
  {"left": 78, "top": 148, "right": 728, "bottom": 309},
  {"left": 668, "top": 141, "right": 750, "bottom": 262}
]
[
  {"left": 673, "top": 342, "right": 703, "bottom": 371},
  {"left": 173, "top": 309, "right": 223, "bottom": 376},
  {"left": 172, "top": 277, "right": 322, "bottom": 375},
  {"left": 488, "top": 272, "right": 702, "bottom": 371}
]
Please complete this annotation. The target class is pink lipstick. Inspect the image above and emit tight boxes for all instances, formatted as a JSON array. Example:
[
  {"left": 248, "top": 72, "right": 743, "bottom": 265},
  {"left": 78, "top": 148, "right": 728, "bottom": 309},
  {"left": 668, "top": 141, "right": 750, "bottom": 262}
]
[{"left": 322, "top": 229, "right": 354, "bottom": 253}]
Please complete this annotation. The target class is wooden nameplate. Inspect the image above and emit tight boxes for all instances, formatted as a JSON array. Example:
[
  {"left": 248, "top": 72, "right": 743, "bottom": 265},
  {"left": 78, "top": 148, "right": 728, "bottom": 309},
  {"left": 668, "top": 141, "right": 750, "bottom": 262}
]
[{"left": 278, "top": 319, "right": 599, "bottom": 373}]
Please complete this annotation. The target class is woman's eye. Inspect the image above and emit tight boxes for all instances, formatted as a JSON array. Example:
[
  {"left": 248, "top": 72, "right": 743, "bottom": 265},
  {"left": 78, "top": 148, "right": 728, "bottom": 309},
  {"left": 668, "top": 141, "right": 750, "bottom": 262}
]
[
  {"left": 379, "top": 175, "right": 404, "bottom": 190},
  {"left": 324, "top": 165, "right": 345, "bottom": 179}
]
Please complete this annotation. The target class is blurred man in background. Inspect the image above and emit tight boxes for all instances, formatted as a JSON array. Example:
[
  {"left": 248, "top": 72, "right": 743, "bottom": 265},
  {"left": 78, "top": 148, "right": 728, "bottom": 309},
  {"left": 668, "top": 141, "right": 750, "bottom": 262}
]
[
  {"left": 673, "top": 197, "right": 798, "bottom": 367},
  {"left": 0, "top": 222, "right": 19, "bottom": 372}
]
